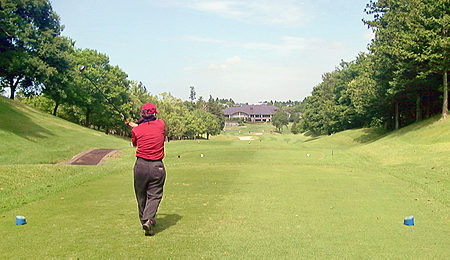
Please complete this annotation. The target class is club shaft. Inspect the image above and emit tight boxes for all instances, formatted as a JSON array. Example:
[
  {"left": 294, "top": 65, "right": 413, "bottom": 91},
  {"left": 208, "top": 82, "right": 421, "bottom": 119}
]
[{"left": 82, "top": 74, "right": 127, "bottom": 120}]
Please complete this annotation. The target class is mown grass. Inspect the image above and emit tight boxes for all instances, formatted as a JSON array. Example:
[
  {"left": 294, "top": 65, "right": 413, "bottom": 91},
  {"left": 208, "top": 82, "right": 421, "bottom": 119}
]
[
  {"left": 0, "top": 96, "right": 130, "bottom": 212},
  {"left": 0, "top": 98, "right": 449, "bottom": 258},
  {"left": 0, "top": 97, "right": 128, "bottom": 164}
]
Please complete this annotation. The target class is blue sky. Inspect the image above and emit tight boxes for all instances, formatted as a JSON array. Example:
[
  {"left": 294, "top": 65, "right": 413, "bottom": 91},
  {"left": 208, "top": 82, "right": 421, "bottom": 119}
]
[{"left": 51, "top": 0, "right": 374, "bottom": 103}]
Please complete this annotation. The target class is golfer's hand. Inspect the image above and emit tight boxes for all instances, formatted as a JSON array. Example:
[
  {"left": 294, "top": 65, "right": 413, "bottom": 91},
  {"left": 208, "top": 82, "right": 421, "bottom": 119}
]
[{"left": 126, "top": 120, "right": 138, "bottom": 128}]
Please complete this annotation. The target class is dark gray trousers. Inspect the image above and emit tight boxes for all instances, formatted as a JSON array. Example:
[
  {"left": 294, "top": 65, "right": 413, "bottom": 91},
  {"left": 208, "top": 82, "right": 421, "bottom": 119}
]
[{"left": 134, "top": 157, "right": 166, "bottom": 225}]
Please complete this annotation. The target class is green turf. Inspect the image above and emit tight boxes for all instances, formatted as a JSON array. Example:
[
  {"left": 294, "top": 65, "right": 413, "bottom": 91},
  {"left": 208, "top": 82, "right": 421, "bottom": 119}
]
[
  {"left": 0, "top": 97, "right": 449, "bottom": 258},
  {"left": 0, "top": 97, "right": 128, "bottom": 165},
  {"left": 0, "top": 96, "right": 130, "bottom": 212}
]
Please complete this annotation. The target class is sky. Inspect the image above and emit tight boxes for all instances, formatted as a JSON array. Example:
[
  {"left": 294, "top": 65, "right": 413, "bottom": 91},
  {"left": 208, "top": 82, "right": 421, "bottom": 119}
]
[{"left": 50, "top": 0, "right": 374, "bottom": 103}]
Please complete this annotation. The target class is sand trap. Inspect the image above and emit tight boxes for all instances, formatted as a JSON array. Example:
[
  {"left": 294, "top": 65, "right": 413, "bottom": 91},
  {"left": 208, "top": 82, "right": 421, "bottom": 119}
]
[
  {"left": 253, "top": 132, "right": 264, "bottom": 135},
  {"left": 238, "top": 136, "right": 254, "bottom": 140}
]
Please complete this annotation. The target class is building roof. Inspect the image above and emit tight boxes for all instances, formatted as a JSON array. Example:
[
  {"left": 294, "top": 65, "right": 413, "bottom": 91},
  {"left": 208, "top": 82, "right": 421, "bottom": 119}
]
[{"left": 222, "top": 105, "right": 279, "bottom": 115}]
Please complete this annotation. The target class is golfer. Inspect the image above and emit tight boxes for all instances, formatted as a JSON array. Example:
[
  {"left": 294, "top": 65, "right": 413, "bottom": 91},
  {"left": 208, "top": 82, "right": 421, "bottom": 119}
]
[{"left": 128, "top": 103, "right": 166, "bottom": 236}]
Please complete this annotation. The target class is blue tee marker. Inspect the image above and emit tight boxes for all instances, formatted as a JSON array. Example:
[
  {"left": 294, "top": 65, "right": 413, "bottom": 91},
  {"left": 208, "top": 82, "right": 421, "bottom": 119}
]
[
  {"left": 404, "top": 216, "right": 414, "bottom": 226},
  {"left": 16, "top": 216, "right": 26, "bottom": 225}
]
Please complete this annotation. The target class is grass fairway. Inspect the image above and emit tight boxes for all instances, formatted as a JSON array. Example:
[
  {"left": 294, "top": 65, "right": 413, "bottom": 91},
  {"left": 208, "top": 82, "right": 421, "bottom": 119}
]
[{"left": 0, "top": 98, "right": 449, "bottom": 258}]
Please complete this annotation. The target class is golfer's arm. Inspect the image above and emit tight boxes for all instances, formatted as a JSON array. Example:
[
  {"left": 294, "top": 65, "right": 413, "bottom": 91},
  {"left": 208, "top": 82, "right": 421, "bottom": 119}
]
[{"left": 131, "top": 131, "right": 138, "bottom": 147}]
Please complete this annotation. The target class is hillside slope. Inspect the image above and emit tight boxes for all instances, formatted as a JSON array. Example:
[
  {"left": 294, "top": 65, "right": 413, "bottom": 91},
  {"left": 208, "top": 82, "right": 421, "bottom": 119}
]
[
  {"left": 0, "top": 97, "right": 132, "bottom": 212},
  {"left": 0, "top": 96, "right": 129, "bottom": 164},
  {"left": 358, "top": 117, "right": 450, "bottom": 206},
  {"left": 304, "top": 116, "right": 450, "bottom": 206}
]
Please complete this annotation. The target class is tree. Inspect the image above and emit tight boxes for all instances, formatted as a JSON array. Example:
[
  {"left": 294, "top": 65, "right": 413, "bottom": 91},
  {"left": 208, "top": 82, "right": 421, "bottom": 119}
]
[
  {"left": 204, "top": 111, "right": 221, "bottom": 139},
  {"left": 196, "top": 96, "right": 206, "bottom": 110},
  {"left": 88, "top": 64, "right": 131, "bottom": 134},
  {"left": 291, "top": 122, "right": 300, "bottom": 134},
  {"left": 185, "top": 109, "right": 208, "bottom": 139},
  {"left": 0, "top": 0, "right": 66, "bottom": 99},
  {"left": 128, "top": 81, "right": 157, "bottom": 119},
  {"left": 272, "top": 110, "right": 289, "bottom": 132},
  {"left": 365, "top": 0, "right": 450, "bottom": 120},
  {"left": 189, "top": 86, "right": 196, "bottom": 102},
  {"left": 69, "top": 48, "right": 130, "bottom": 129},
  {"left": 157, "top": 92, "right": 188, "bottom": 140},
  {"left": 299, "top": 66, "right": 359, "bottom": 135},
  {"left": 206, "top": 95, "right": 225, "bottom": 130},
  {"left": 40, "top": 36, "right": 75, "bottom": 115}
]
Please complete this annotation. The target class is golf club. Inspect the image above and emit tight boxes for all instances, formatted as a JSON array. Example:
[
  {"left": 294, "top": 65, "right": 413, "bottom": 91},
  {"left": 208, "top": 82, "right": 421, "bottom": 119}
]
[{"left": 78, "top": 65, "right": 130, "bottom": 123}]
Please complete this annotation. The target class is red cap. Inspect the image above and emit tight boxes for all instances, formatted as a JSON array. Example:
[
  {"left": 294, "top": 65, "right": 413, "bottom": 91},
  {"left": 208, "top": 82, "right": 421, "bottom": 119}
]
[{"left": 141, "top": 103, "right": 158, "bottom": 114}]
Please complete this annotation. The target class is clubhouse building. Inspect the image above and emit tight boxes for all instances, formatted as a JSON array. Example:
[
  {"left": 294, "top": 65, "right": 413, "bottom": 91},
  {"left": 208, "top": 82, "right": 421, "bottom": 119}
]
[{"left": 222, "top": 104, "right": 279, "bottom": 122}]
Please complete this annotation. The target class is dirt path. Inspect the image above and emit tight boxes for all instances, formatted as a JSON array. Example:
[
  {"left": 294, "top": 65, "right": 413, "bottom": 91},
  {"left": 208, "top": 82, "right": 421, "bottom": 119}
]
[{"left": 62, "top": 149, "right": 119, "bottom": 165}]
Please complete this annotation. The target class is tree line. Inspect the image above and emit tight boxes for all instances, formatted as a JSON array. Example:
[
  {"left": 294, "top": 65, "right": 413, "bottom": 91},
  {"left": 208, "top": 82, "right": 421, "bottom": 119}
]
[
  {"left": 0, "top": 0, "right": 224, "bottom": 139},
  {"left": 295, "top": 0, "right": 448, "bottom": 135}
]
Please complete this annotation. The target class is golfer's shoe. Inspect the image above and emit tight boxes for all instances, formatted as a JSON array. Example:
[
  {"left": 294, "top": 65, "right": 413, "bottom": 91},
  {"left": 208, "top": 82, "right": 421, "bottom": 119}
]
[
  {"left": 144, "top": 229, "right": 154, "bottom": 236},
  {"left": 143, "top": 220, "right": 155, "bottom": 236}
]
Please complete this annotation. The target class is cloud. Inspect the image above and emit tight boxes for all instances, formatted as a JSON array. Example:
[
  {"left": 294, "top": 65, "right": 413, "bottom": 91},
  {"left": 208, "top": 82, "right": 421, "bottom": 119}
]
[
  {"left": 226, "top": 56, "right": 241, "bottom": 64},
  {"left": 242, "top": 36, "right": 306, "bottom": 52},
  {"left": 207, "top": 56, "right": 241, "bottom": 70},
  {"left": 332, "top": 41, "right": 343, "bottom": 47},
  {"left": 185, "top": 35, "right": 309, "bottom": 53},
  {"left": 184, "top": 34, "right": 347, "bottom": 57},
  {"left": 184, "top": 58, "right": 321, "bottom": 103},
  {"left": 208, "top": 64, "right": 227, "bottom": 70},
  {"left": 184, "top": 35, "right": 225, "bottom": 44},
  {"left": 163, "top": 0, "right": 308, "bottom": 26},
  {"left": 183, "top": 56, "right": 241, "bottom": 72}
]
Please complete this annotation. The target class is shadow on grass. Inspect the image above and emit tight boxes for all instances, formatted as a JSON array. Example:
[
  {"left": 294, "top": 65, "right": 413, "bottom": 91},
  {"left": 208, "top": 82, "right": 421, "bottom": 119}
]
[
  {"left": 0, "top": 97, "right": 53, "bottom": 141},
  {"left": 392, "top": 116, "right": 441, "bottom": 135},
  {"left": 301, "top": 130, "right": 321, "bottom": 143},
  {"left": 303, "top": 136, "right": 320, "bottom": 143},
  {"left": 353, "top": 128, "right": 388, "bottom": 144},
  {"left": 155, "top": 213, "right": 183, "bottom": 234}
]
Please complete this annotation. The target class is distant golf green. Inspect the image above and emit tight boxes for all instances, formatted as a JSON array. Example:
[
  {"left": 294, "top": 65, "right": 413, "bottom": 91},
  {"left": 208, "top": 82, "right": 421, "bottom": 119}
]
[{"left": 0, "top": 97, "right": 449, "bottom": 258}]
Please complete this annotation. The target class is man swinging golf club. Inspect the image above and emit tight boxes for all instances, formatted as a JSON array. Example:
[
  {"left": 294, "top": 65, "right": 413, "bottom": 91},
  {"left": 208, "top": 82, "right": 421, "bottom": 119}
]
[{"left": 127, "top": 103, "right": 166, "bottom": 236}]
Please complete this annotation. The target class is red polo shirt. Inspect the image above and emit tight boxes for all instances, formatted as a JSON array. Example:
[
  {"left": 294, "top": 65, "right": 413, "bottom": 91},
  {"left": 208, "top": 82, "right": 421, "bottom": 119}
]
[{"left": 131, "top": 119, "right": 165, "bottom": 160}]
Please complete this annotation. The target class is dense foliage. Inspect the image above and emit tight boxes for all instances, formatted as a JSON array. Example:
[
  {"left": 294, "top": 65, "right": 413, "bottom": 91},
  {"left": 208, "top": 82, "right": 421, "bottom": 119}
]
[
  {"left": 0, "top": 0, "right": 72, "bottom": 100},
  {"left": 271, "top": 110, "right": 289, "bottom": 132},
  {"left": 0, "top": 0, "right": 224, "bottom": 139},
  {"left": 295, "top": 0, "right": 449, "bottom": 135},
  {"left": 2, "top": 0, "right": 448, "bottom": 138}
]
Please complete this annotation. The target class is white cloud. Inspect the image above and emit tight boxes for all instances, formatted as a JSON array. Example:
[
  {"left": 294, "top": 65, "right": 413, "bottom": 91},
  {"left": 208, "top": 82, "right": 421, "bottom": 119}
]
[
  {"left": 184, "top": 35, "right": 225, "bottom": 44},
  {"left": 163, "top": 0, "right": 308, "bottom": 26},
  {"left": 184, "top": 58, "right": 321, "bottom": 103},
  {"left": 332, "top": 41, "right": 343, "bottom": 47},
  {"left": 244, "top": 36, "right": 306, "bottom": 52},
  {"left": 241, "top": 36, "right": 344, "bottom": 54},
  {"left": 185, "top": 35, "right": 310, "bottom": 53},
  {"left": 210, "top": 56, "right": 241, "bottom": 69},
  {"left": 183, "top": 56, "right": 241, "bottom": 72},
  {"left": 208, "top": 63, "right": 227, "bottom": 70},
  {"left": 226, "top": 56, "right": 241, "bottom": 64}
]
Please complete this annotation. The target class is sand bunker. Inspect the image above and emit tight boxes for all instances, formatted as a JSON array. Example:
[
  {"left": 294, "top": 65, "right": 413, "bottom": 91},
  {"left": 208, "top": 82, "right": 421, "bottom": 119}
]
[{"left": 238, "top": 136, "right": 254, "bottom": 140}]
